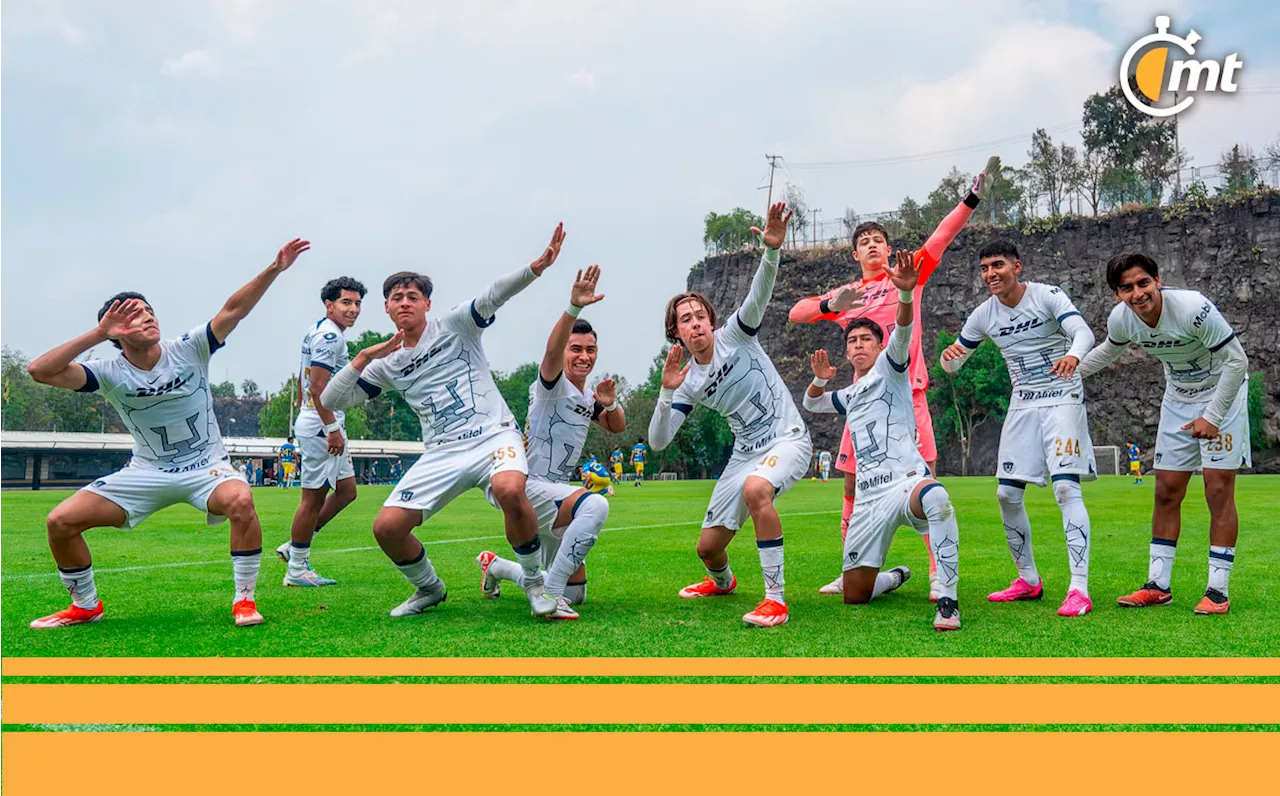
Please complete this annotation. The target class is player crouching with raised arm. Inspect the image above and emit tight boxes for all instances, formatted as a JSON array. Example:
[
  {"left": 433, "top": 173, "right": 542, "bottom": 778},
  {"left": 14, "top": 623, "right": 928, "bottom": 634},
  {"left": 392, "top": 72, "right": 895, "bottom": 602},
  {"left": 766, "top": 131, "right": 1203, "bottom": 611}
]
[
  {"left": 804, "top": 251, "right": 961, "bottom": 631},
  {"left": 477, "top": 265, "right": 626, "bottom": 619},
  {"left": 650, "top": 203, "right": 813, "bottom": 628}
]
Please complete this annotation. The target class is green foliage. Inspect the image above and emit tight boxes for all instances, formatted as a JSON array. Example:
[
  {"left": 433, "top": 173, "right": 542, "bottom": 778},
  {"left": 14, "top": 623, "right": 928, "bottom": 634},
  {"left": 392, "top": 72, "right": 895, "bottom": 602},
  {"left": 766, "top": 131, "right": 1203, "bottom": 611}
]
[
  {"left": 494, "top": 363, "right": 540, "bottom": 428},
  {"left": 258, "top": 375, "right": 299, "bottom": 438},
  {"left": 211, "top": 381, "right": 238, "bottom": 399},
  {"left": 1, "top": 346, "right": 120, "bottom": 432},
  {"left": 1082, "top": 84, "right": 1176, "bottom": 207},
  {"left": 703, "top": 207, "right": 764, "bottom": 255},
  {"left": 240, "top": 379, "right": 261, "bottom": 399},
  {"left": 926, "top": 331, "right": 1011, "bottom": 475},
  {"left": 1248, "top": 372, "right": 1270, "bottom": 451},
  {"left": 1219, "top": 144, "right": 1260, "bottom": 196},
  {"left": 346, "top": 330, "right": 421, "bottom": 441}
]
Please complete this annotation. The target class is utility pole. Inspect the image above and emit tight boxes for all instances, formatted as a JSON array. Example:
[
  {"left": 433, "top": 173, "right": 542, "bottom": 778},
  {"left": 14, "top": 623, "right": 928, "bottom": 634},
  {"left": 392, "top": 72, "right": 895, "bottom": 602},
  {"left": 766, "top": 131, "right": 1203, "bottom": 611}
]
[
  {"left": 761, "top": 154, "right": 782, "bottom": 210},
  {"left": 1173, "top": 90, "right": 1182, "bottom": 198},
  {"left": 810, "top": 208, "right": 822, "bottom": 247}
]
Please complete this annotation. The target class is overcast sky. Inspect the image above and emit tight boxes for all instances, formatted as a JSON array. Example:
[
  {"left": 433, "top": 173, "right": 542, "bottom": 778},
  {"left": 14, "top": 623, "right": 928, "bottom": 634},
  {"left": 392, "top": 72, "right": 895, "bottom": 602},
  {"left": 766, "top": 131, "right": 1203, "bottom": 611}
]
[{"left": 3, "top": 0, "right": 1277, "bottom": 393}]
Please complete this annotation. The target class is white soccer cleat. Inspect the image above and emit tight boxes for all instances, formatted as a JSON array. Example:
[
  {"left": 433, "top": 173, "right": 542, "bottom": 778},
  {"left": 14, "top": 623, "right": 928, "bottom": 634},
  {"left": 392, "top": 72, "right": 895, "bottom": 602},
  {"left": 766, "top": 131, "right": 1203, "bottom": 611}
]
[
  {"left": 475, "top": 551, "right": 501, "bottom": 599},
  {"left": 522, "top": 573, "right": 557, "bottom": 617},
  {"left": 546, "top": 595, "right": 580, "bottom": 621},
  {"left": 933, "top": 596, "right": 961, "bottom": 631},
  {"left": 882, "top": 565, "right": 912, "bottom": 596},
  {"left": 389, "top": 582, "right": 448, "bottom": 617},
  {"left": 818, "top": 575, "right": 844, "bottom": 595},
  {"left": 283, "top": 568, "right": 337, "bottom": 587},
  {"left": 275, "top": 541, "right": 292, "bottom": 564}
]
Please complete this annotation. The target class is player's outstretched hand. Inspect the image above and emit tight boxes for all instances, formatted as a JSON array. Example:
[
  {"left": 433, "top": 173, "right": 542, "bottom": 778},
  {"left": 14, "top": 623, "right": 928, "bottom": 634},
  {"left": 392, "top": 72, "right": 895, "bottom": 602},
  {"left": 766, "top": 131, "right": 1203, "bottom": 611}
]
[
  {"left": 941, "top": 342, "right": 968, "bottom": 362},
  {"left": 661, "top": 344, "right": 690, "bottom": 390},
  {"left": 96, "top": 298, "right": 148, "bottom": 339},
  {"left": 1051, "top": 355, "right": 1079, "bottom": 380},
  {"left": 829, "top": 284, "right": 865, "bottom": 314},
  {"left": 272, "top": 239, "right": 311, "bottom": 273},
  {"left": 810, "top": 349, "right": 837, "bottom": 380},
  {"left": 972, "top": 156, "right": 1001, "bottom": 199},
  {"left": 570, "top": 264, "right": 605, "bottom": 308},
  {"left": 595, "top": 377, "right": 617, "bottom": 406},
  {"left": 1181, "top": 417, "right": 1220, "bottom": 439},
  {"left": 887, "top": 249, "right": 920, "bottom": 292},
  {"left": 362, "top": 330, "right": 405, "bottom": 361},
  {"left": 749, "top": 202, "right": 793, "bottom": 250},
  {"left": 530, "top": 223, "right": 566, "bottom": 276}
]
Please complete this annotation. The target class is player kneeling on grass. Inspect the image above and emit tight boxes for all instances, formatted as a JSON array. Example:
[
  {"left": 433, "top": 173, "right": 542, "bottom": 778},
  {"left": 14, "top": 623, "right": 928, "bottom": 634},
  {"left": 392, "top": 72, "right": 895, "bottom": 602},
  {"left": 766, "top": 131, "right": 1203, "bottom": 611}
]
[
  {"left": 1079, "top": 252, "right": 1250, "bottom": 615},
  {"left": 650, "top": 202, "right": 813, "bottom": 628},
  {"left": 27, "top": 238, "right": 312, "bottom": 629},
  {"left": 803, "top": 251, "right": 961, "bottom": 631},
  {"left": 276, "top": 277, "right": 366, "bottom": 587},
  {"left": 322, "top": 226, "right": 569, "bottom": 619},
  {"left": 477, "top": 265, "right": 626, "bottom": 620},
  {"left": 940, "top": 239, "right": 1097, "bottom": 617}
]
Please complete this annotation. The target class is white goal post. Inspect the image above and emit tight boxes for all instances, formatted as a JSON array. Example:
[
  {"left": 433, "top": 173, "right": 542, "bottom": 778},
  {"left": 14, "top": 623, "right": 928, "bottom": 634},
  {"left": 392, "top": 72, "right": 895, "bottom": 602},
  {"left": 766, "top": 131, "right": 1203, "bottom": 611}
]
[
  {"left": 1093, "top": 445, "right": 1122, "bottom": 476},
  {"left": 656, "top": 472, "right": 678, "bottom": 481}
]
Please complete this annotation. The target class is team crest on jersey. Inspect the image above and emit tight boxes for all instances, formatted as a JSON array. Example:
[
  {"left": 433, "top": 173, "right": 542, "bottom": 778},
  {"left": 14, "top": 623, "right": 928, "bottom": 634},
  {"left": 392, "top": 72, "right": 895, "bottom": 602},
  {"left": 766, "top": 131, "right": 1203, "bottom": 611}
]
[
  {"left": 92, "top": 479, "right": 107, "bottom": 487},
  {"left": 323, "top": 332, "right": 338, "bottom": 341},
  {"left": 1155, "top": 453, "right": 1163, "bottom": 463},
  {"left": 1002, "top": 461, "right": 1014, "bottom": 473},
  {"left": 400, "top": 490, "right": 415, "bottom": 501}
]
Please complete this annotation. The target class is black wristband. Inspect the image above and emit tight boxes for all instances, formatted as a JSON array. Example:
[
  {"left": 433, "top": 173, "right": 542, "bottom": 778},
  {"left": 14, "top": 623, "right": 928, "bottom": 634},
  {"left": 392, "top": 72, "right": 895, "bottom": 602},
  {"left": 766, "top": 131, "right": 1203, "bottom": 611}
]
[
  {"left": 819, "top": 298, "right": 831, "bottom": 315},
  {"left": 963, "top": 191, "right": 980, "bottom": 209}
]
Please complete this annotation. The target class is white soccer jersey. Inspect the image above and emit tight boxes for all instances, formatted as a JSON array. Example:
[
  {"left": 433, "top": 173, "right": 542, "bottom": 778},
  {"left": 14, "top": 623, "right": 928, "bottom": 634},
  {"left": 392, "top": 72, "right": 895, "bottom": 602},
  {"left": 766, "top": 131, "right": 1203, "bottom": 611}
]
[
  {"left": 958, "top": 282, "right": 1086, "bottom": 410},
  {"left": 79, "top": 323, "right": 229, "bottom": 473},
  {"left": 818, "top": 451, "right": 832, "bottom": 468},
  {"left": 357, "top": 303, "right": 516, "bottom": 448},
  {"left": 670, "top": 309, "right": 808, "bottom": 455},
  {"left": 525, "top": 373, "right": 600, "bottom": 483},
  {"left": 806, "top": 324, "right": 925, "bottom": 495},
  {"left": 296, "top": 317, "right": 349, "bottom": 437},
  {"left": 1105, "top": 288, "right": 1239, "bottom": 404}
]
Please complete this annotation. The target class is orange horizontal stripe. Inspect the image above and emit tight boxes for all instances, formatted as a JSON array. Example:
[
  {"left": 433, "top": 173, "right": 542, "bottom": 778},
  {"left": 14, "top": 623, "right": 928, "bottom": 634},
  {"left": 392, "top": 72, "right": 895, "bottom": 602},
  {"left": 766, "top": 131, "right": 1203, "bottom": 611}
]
[
  {"left": 4, "top": 732, "right": 1278, "bottom": 794},
  {"left": 5, "top": 683, "right": 1278, "bottom": 725},
  {"left": 5, "top": 656, "right": 1280, "bottom": 677}
]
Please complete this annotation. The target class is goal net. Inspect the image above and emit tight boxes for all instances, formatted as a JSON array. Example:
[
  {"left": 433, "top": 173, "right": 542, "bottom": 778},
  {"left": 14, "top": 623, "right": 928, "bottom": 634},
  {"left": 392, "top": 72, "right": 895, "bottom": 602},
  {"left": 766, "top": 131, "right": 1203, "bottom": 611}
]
[
  {"left": 1093, "top": 445, "right": 1122, "bottom": 476},
  {"left": 656, "top": 472, "right": 678, "bottom": 481}
]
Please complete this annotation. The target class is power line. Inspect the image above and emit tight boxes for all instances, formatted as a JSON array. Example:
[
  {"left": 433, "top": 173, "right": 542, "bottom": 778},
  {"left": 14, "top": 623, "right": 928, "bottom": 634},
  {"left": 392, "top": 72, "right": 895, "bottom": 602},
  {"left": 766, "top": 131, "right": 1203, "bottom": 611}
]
[{"left": 786, "top": 121, "right": 1082, "bottom": 170}]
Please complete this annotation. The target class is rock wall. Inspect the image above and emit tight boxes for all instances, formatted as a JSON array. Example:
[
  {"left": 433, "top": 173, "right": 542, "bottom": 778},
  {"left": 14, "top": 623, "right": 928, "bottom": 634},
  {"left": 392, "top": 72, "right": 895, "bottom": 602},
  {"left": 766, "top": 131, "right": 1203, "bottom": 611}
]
[{"left": 686, "top": 192, "right": 1280, "bottom": 475}]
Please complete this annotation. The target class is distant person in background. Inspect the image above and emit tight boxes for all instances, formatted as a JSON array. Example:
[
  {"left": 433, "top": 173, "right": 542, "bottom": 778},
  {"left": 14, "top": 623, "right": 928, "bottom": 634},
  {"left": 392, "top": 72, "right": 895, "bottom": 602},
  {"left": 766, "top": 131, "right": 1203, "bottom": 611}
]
[
  {"left": 239, "top": 461, "right": 249, "bottom": 481},
  {"left": 1127, "top": 442, "right": 1143, "bottom": 485},
  {"left": 818, "top": 450, "right": 833, "bottom": 483},
  {"left": 630, "top": 437, "right": 647, "bottom": 486},
  {"left": 278, "top": 437, "right": 297, "bottom": 489},
  {"left": 611, "top": 446, "right": 625, "bottom": 481}
]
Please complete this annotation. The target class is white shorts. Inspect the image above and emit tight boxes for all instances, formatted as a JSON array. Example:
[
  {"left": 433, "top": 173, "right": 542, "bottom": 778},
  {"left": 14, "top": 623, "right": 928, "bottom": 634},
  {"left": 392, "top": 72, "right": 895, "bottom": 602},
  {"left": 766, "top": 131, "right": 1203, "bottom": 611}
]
[
  {"left": 525, "top": 478, "right": 591, "bottom": 566},
  {"left": 843, "top": 474, "right": 932, "bottom": 571},
  {"left": 298, "top": 431, "right": 356, "bottom": 490},
  {"left": 997, "top": 404, "right": 1097, "bottom": 486},
  {"left": 82, "top": 460, "right": 245, "bottom": 529},
  {"left": 704, "top": 434, "right": 812, "bottom": 532},
  {"left": 1155, "top": 385, "right": 1252, "bottom": 472},
  {"left": 383, "top": 429, "right": 528, "bottom": 520}
]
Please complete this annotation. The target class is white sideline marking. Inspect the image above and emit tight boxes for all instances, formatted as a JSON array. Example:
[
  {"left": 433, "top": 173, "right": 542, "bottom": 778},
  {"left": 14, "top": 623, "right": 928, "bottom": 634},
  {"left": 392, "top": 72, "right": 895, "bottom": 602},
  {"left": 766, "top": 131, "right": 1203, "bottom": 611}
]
[{"left": 2, "top": 510, "right": 839, "bottom": 581}]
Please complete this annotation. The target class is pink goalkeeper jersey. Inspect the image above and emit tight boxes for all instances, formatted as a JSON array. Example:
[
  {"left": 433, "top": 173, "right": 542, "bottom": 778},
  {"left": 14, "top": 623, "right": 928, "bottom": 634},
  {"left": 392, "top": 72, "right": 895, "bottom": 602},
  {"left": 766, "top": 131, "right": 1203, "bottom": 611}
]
[{"left": 789, "top": 195, "right": 978, "bottom": 392}]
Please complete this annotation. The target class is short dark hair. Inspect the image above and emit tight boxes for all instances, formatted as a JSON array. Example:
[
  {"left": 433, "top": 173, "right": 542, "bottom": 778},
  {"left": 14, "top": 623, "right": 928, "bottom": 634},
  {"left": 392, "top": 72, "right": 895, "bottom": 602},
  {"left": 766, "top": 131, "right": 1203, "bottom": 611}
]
[
  {"left": 664, "top": 292, "right": 718, "bottom": 344},
  {"left": 382, "top": 272, "right": 433, "bottom": 299},
  {"left": 287, "top": 436, "right": 294, "bottom": 442},
  {"left": 637, "top": 437, "right": 644, "bottom": 443},
  {"left": 978, "top": 238, "right": 1020, "bottom": 261},
  {"left": 844, "top": 317, "right": 884, "bottom": 344},
  {"left": 570, "top": 319, "right": 597, "bottom": 339},
  {"left": 321, "top": 277, "right": 367, "bottom": 304},
  {"left": 1105, "top": 251, "right": 1159, "bottom": 292},
  {"left": 97, "top": 291, "right": 150, "bottom": 350},
  {"left": 852, "top": 221, "right": 889, "bottom": 246}
]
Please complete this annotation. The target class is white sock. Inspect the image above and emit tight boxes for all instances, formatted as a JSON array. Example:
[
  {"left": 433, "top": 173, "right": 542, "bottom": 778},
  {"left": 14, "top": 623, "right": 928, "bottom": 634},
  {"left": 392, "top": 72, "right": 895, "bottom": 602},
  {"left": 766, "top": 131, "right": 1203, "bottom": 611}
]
[
  {"left": 757, "top": 537, "right": 785, "bottom": 604},
  {"left": 707, "top": 563, "right": 734, "bottom": 590},
  {"left": 512, "top": 538, "right": 544, "bottom": 581},
  {"left": 996, "top": 481, "right": 1039, "bottom": 586},
  {"left": 1208, "top": 545, "right": 1235, "bottom": 597},
  {"left": 921, "top": 485, "right": 959, "bottom": 601},
  {"left": 545, "top": 494, "right": 608, "bottom": 597},
  {"left": 871, "top": 570, "right": 900, "bottom": 600},
  {"left": 59, "top": 564, "right": 99, "bottom": 609},
  {"left": 232, "top": 549, "right": 261, "bottom": 604},
  {"left": 487, "top": 555, "right": 527, "bottom": 587},
  {"left": 394, "top": 546, "right": 440, "bottom": 591},
  {"left": 287, "top": 541, "right": 311, "bottom": 575},
  {"left": 1149, "top": 539, "right": 1176, "bottom": 590},
  {"left": 564, "top": 581, "right": 587, "bottom": 605},
  {"left": 1054, "top": 477, "right": 1091, "bottom": 596}
]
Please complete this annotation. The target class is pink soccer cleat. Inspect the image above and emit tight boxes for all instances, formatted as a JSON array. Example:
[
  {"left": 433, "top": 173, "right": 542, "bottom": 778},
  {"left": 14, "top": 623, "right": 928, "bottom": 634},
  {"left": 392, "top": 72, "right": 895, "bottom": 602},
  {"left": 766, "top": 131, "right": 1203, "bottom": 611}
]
[
  {"left": 742, "top": 598, "right": 789, "bottom": 628},
  {"left": 30, "top": 601, "right": 105, "bottom": 629},
  {"left": 1057, "top": 589, "right": 1093, "bottom": 617},
  {"left": 476, "top": 551, "right": 501, "bottom": 599},
  {"left": 988, "top": 577, "right": 1044, "bottom": 602},
  {"left": 678, "top": 575, "right": 737, "bottom": 599}
]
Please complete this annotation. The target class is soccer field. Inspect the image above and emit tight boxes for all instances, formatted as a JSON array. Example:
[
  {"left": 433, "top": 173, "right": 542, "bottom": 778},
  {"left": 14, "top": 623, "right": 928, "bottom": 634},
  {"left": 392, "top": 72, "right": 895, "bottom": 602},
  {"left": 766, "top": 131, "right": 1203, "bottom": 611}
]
[{"left": 3, "top": 476, "right": 1277, "bottom": 659}]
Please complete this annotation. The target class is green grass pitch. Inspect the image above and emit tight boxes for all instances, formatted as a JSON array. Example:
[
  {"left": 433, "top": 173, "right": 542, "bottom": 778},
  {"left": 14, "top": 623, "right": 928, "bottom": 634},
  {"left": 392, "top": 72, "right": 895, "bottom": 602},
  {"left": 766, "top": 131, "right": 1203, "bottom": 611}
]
[{"left": 2, "top": 476, "right": 1277, "bottom": 659}]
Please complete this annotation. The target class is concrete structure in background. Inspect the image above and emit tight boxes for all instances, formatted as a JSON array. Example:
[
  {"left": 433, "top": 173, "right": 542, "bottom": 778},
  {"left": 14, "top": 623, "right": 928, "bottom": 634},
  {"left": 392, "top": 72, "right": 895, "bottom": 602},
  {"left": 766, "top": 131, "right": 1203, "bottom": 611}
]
[{"left": 1, "top": 431, "right": 423, "bottom": 490}]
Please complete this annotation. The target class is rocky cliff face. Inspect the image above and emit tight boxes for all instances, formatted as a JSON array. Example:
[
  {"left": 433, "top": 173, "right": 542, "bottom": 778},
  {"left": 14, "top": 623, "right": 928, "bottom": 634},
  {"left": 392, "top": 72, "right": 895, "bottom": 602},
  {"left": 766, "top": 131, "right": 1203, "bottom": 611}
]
[{"left": 686, "top": 192, "right": 1280, "bottom": 475}]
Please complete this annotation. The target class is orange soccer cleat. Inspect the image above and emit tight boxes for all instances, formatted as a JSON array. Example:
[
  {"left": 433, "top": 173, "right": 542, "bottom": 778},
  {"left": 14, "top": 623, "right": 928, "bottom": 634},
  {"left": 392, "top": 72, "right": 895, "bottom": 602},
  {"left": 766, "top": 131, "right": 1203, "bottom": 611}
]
[
  {"left": 29, "top": 601, "right": 105, "bottom": 629},
  {"left": 233, "top": 599, "right": 264, "bottom": 627},
  {"left": 1193, "top": 589, "right": 1230, "bottom": 615},
  {"left": 743, "top": 598, "right": 789, "bottom": 628},
  {"left": 678, "top": 575, "right": 737, "bottom": 599},
  {"left": 1116, "top": 582, "right": 1173, "bottom": 608}
]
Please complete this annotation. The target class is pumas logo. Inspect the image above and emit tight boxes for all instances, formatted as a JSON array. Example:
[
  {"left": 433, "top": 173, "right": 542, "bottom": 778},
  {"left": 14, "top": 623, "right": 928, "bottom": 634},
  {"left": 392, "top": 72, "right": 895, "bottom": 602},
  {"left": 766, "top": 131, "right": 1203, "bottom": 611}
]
[
  {"left": 399, "top": 490, "right": 415, "bottom": 502},
  {"left": 1121, "top": 16, "right": 1243, "bottom": 118},
  {"left": 1002, "top": 461, "right": 1014, "bottom": 474}
]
